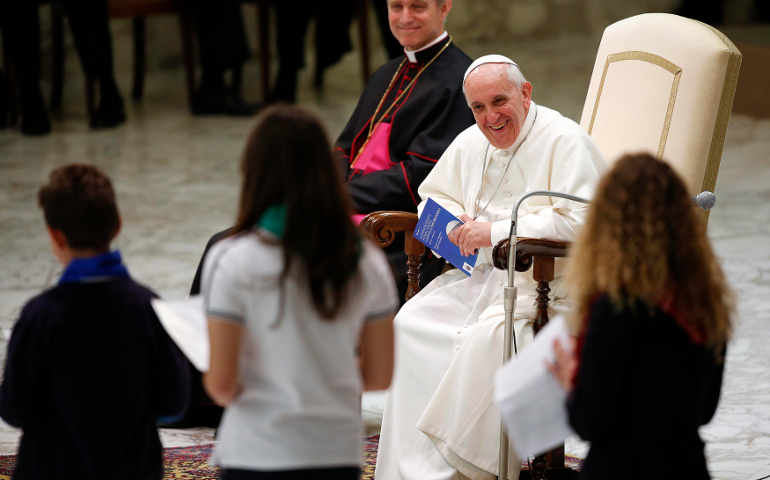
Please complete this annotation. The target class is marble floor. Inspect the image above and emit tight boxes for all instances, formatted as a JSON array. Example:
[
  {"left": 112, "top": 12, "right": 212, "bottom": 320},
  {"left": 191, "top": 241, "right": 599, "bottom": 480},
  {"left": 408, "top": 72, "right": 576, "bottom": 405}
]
[{"left": 1, "top": 17, "right": 769, "bottom": 480}]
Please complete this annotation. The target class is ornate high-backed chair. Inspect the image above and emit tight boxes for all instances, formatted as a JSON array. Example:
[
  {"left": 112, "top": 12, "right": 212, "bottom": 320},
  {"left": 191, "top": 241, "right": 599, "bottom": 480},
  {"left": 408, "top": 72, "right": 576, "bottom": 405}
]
[{"left": 361, "top": 12, "right": 741, "bottom": 480}]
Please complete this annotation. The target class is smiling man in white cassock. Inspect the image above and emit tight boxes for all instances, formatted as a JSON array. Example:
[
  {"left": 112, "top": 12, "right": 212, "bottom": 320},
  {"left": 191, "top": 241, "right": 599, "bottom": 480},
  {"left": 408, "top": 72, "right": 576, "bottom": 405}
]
[{"left": 374, "top": 55, "right": 606, "bottom": 480}]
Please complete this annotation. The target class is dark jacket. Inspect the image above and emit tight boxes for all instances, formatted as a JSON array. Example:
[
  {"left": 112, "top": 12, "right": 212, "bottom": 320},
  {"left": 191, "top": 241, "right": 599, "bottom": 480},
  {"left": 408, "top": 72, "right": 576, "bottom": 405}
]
[
  {"left": 336, "top": 39, "right": 475, "bottom": 214},
  {"left": 0, "top": 278, "right": 189, "bottom": 480},
  {"left": 567, "top": 294, "right": 725, "bottom": 479}
]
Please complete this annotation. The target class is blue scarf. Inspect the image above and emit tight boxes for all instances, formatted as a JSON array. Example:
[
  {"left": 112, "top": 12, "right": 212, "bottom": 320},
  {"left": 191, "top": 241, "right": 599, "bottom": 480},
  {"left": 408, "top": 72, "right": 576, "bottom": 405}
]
[{"left": 58, "top": 250, "right": 130, "bottom": 284}]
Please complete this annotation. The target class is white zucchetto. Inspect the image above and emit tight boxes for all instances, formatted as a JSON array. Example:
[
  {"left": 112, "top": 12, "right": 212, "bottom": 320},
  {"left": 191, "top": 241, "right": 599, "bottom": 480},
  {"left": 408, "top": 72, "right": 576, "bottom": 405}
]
[{"left": 463, "top": 54, "right": 519, "bottom": 83}]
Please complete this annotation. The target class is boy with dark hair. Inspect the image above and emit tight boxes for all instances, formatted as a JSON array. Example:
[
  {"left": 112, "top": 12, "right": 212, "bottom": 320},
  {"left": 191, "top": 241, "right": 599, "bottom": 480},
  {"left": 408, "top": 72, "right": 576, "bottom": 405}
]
[{"left": 0, "top": 164, "right": 189, "bottom": 480}]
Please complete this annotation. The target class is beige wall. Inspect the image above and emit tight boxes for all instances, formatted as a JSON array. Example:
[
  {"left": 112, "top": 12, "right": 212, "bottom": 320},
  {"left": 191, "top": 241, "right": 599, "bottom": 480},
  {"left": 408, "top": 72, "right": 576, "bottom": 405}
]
[{"left": 445, "top": 0, "right": 680, "bottom": 43}]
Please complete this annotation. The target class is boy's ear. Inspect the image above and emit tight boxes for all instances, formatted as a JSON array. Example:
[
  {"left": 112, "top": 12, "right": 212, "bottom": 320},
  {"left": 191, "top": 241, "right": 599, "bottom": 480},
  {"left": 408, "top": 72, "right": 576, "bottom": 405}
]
[
  {"left": 46, "top": 227, "right": 69, "bottom": 250},
  {"left": 46, "top": 226, "right": 72, "bottom": 265},
  {"left": 112, "top": 216, "right": 122, "bottom": 241}
]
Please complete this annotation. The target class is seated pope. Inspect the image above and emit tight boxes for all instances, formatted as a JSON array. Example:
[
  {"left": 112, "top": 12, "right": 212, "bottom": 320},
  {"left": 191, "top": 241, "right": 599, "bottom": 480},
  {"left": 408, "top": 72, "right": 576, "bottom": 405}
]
[{"left": 374, "top": 55, "right": 606, "bottom": 480}]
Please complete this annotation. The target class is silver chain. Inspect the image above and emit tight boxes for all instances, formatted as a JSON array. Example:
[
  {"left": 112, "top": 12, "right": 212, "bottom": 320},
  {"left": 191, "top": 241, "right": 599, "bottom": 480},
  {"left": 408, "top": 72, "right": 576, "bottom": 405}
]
[{"left": 473, "top": 105, "right": 538, "bottom": 219}]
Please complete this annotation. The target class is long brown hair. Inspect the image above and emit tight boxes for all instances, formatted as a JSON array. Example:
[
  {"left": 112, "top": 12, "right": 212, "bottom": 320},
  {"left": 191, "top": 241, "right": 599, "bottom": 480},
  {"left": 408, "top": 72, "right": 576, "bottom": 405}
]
[
  {"left": 232, "top": 105, "right": 361, "bottom": 319},
  {"left": 567, "top": 153, "right": 733, "bottom": 352}
]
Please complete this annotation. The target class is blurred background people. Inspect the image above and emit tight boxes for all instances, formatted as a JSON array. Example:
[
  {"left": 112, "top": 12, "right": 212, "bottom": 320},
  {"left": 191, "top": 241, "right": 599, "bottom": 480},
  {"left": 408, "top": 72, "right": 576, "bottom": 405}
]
[
  {"left": 188, "top": 0, "right": 260, "bottom": 116},
  {"left": 1, "top": 0, "right": 125, "bottom": 135}
]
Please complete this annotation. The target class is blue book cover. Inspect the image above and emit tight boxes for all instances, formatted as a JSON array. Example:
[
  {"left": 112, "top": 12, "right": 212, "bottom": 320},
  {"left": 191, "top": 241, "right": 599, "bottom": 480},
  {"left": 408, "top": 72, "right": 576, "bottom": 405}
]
[{"left": 414, "top": 198, "right": 478, "bottom": 276}]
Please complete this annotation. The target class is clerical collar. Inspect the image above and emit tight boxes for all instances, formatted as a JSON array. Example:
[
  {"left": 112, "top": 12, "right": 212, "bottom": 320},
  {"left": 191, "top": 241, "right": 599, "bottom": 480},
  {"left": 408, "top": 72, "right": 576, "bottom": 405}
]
[
  {"left": 404, "top": 31, "right": 449, "bottom": 64},
  {"left": 58, "top": 250, "right": 130, "bottom": 284},
  {"left": 496, "top": 102, "right": 538, "bottom": 154}
]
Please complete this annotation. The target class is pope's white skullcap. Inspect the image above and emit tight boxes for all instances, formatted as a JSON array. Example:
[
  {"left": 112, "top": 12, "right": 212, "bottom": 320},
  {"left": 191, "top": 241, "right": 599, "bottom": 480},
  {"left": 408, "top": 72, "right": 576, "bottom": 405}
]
[{"left": 463, "top": 54, "right": 519, "bottom": 83}]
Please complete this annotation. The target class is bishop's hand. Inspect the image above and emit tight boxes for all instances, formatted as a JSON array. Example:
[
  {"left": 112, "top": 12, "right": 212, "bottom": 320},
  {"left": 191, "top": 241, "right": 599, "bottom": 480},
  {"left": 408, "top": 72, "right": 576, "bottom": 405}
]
[{"left": 448, "top": 214, "right": 492, "bottom": 257}]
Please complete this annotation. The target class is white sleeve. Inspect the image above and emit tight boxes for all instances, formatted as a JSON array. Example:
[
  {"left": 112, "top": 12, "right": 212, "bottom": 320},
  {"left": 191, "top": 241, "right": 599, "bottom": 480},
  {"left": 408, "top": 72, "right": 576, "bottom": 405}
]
[
  {"left": 491, "top": 132, "right": 605, "bottom": 245},
  {"left": 416, "top": 129, "right": 471, "bottom": 219},
  {"left": 202, "top": 241, "right": 246, "bottom": 324},
  {"left": 360, "top": 242, "right": 400, "bottom": 321}
]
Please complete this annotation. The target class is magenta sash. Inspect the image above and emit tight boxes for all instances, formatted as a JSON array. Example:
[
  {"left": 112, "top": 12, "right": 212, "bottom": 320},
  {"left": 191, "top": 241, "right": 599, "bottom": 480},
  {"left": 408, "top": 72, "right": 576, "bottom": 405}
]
[
  {"left": 351, "top": 122, "right": 394, "bottom": 225},
  {"left": 352, "top": 121, "right": 393, "bottom": 175}
]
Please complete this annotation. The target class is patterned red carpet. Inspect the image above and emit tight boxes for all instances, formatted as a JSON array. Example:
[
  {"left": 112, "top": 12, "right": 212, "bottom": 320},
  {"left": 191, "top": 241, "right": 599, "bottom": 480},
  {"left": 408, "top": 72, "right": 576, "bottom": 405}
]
[
  {"left": 0, "top": 435, "right": 379, "bottom": 480},
  {"left": 0, "top": 435, "right": 577, "bottom": 479}
]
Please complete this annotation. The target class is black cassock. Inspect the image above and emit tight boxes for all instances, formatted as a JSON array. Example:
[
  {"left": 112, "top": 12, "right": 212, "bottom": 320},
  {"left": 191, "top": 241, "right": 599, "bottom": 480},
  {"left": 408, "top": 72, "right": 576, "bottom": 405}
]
[
  {"left": 336, "top": 39, "right": 475, "bottom": 215},
  {"left": 336, "top": 39, "right": 475, "bottom": 301}
]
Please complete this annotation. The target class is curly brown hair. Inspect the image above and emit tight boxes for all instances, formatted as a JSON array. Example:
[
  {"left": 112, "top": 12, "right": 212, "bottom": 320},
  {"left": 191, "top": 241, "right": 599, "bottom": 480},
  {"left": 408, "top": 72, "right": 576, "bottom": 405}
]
[{"left": 566, "top": 152, "right": 732, "bottom": 352}]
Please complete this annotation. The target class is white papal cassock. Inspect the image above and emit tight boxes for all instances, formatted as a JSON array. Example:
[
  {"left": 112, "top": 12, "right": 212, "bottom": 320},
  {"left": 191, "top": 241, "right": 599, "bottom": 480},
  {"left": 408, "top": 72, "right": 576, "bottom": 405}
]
[{"left": 375, "top": 102, "right": 606, "bottom": 480}]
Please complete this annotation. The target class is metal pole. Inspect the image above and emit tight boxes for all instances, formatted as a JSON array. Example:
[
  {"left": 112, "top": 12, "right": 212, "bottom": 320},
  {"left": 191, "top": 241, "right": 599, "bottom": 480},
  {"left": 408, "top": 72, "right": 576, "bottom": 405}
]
[{"left": 497, "top": 191, "right": 590, "bottom": 479}]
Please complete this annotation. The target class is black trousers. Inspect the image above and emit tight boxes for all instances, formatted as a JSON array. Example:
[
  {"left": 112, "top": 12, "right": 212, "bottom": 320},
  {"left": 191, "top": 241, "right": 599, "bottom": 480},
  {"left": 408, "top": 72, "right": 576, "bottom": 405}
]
[
  {"left": 187, "top": 0, "right": 250, "bottom": 78},
  {"left": 274, "top": 1, "right": 353, "bottom": 74},
  {"left": 221, "top": 466, "right": 360, "bottom": 480},
  {"left": 1, "top": 1, "right": 115, "bottom": 93}
]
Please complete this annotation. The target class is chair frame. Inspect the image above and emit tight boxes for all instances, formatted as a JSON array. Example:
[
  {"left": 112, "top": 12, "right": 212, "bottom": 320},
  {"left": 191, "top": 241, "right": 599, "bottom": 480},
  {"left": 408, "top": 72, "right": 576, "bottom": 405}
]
[
  {"left": 360, "top": 14, "right": 741, "bottom": 480},
  {"left": 360, "top": 212, "right": 570, "bottom": 479}
]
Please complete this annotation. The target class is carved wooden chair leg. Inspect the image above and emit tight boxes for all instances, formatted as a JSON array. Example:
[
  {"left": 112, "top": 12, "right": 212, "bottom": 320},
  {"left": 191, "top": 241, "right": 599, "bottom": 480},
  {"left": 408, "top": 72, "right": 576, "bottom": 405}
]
[
  {"left": 530, "top": 255, "right": 570, "bottom": 479},
  {"left": 532, "top": 255, "right": 554, "bottom": 334},
  {"left": 404, "top": 231, "right": 425, "bottom": 301}
]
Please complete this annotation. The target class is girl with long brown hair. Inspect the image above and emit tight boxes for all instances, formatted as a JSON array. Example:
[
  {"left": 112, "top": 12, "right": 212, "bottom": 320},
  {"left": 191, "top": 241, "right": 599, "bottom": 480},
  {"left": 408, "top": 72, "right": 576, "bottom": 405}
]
[
  {"left": 549, "top": 152, "right": 733, "bottom": 479},
  {"left": 201, "top": 105, "right": 397, "bottom": 480}
]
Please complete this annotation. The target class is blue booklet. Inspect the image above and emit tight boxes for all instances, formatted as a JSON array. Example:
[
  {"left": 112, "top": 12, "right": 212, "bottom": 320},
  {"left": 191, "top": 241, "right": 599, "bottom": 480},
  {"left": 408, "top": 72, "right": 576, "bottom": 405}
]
[{"left": 414, "top": 198, "right": 478, "bottom": 276}]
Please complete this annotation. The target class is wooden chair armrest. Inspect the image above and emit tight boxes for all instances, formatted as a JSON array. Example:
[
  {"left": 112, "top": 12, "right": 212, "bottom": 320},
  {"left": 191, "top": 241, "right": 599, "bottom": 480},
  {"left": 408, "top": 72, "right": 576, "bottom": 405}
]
[
  {"left": 359, "top": 210, "right": 418, "bottom": 247},
  {"left": 359, "top": 211, "right": 425, "bottom": 301},
  {"left": 492, "top": 237, "right": 570, "bottom": 271},
  {"left": 492, "top": 237, "right": 571, "bottom": 335}
]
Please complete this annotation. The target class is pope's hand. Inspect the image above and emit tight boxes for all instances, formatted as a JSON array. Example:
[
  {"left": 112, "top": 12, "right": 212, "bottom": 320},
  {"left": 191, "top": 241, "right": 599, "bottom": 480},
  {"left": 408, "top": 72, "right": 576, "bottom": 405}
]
[{"left": 448, "top": 214, "right": 492, "bottom": 257}]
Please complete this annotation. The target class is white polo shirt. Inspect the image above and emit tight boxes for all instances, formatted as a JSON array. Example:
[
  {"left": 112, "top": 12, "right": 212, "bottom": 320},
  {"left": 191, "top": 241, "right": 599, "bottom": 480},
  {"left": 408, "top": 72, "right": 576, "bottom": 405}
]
[{"left": 202, "top": 230, "right": 398, "bottom": 470}]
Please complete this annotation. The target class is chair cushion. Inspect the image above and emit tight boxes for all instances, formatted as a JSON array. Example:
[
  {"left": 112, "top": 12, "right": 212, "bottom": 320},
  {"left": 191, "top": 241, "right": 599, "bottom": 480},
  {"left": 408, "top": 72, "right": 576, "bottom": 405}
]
[{"left": 579, "top": 13, "right": 741, "bottom": 195}]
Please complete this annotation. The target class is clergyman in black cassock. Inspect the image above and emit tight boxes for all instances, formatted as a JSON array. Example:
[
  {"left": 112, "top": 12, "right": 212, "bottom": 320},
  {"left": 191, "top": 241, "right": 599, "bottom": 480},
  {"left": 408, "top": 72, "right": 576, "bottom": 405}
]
[{"left": 336, "top": 35, "right": 475, "bottom": 299}]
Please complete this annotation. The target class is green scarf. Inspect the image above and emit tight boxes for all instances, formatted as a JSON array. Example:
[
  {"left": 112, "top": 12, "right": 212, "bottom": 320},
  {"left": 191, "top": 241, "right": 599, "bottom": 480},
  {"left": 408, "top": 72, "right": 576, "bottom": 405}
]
[{"left": 258, "top": 204, "right": 286, "bottom": 238}]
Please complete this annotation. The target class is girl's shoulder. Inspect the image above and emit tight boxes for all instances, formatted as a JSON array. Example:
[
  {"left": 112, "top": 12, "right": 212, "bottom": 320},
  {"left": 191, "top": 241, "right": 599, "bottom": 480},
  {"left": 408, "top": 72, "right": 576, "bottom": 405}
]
[
  {"left": 205, "top": 231, "right": 283, "bottom": 280},
  {"left": 350, "top": 240, "right": 400, "bottom": 313}
]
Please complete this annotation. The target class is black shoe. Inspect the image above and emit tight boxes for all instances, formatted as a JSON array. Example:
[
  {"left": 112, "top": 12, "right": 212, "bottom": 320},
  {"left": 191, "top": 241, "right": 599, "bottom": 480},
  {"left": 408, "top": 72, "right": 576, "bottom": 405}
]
[
  {"left": 90, "top": 90, "right": 126, "bottom": 130},
  {"left": 20, "top": 87, "right": 51, "bottom": 136},
  {"left": 192, "top": 87, "right": 261, "bottom": 116},
  {"left": 269, "top": 68, "right": 298, "bottom": 104},
  {"left": 224, "top": 94, "right": 262, "bottom": 116}
]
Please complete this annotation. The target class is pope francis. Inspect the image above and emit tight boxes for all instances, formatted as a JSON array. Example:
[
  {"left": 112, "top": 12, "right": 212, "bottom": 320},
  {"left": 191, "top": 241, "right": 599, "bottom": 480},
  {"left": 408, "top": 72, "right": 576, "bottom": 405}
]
[{"left": 374, "top": 55, "right": 607, "bottom": 480}]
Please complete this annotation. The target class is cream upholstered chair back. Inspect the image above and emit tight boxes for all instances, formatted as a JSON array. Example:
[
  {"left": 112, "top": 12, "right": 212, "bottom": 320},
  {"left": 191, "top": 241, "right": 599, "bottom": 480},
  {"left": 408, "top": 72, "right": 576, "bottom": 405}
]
[{"left": 579, "top": 13, "right": 742, "bottom": 199}]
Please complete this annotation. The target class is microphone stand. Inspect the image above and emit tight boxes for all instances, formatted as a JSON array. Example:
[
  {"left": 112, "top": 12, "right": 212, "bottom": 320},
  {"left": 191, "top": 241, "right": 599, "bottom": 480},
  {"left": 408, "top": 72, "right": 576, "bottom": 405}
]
[
  {"left": 496, "top": 189, "right": 715, "bottom": 479},
  {"left": 498, "top": 190, "right": 589, "bottom": 480}
]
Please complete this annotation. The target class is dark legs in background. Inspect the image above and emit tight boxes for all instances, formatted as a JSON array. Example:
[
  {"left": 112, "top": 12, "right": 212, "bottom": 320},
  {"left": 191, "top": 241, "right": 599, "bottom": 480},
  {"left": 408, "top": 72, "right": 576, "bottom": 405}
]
[
  {"left": 272, "top": 1, "right": 312, "bottom": 103},
  {"left": 372, "top": 0, "right": 402, "bottom": 60},
  {"left": 188, "top": 0, "right": 260, "bottom": 116},
  {"left": 314, "top": 1, "right": 354, "bottom": 88},
  {"left": 272, "top": 1, "right": 356, "bottom": 103},
  {"left": 0, "top": 2, "right": 51, "bottom": 135},
  {"left": 59, "top": 0, "right": 126, "bottom": 129}
]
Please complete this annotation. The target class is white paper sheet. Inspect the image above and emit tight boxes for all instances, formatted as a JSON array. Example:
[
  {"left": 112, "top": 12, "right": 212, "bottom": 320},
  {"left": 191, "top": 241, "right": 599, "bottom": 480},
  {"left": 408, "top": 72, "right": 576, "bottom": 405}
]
[
  {"left": 493, "top": 314, "right": 575, "bottom": 459},
  {"left": 152, "top": 296, "right": 209, "bottom": 372}
]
